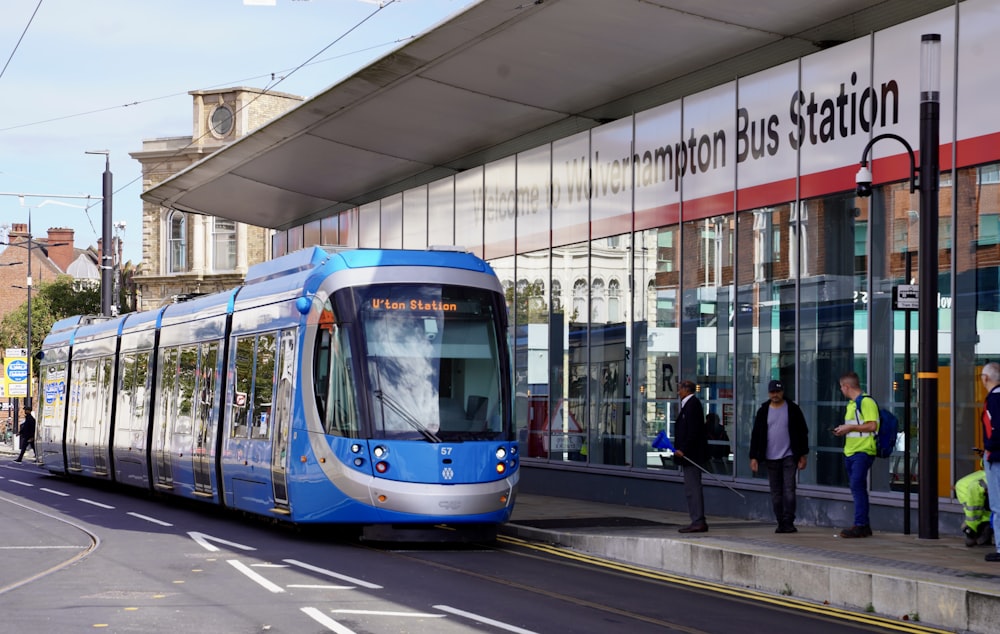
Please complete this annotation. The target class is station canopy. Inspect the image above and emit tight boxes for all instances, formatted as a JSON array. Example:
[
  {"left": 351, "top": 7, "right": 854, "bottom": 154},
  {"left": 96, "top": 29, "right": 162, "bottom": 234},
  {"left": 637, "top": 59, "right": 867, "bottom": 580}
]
[{"left": 142, "top": 0, "right": 952, "bottom": 231}]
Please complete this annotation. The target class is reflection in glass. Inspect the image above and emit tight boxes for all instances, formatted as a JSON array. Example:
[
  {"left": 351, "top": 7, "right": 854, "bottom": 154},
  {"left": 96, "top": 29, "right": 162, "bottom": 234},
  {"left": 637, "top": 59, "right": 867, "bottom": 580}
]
[
  {"left": 357, "top": 284, "right": 506, "bottom": 442},
  {"left": 680, "top": 213, "right": 734, "bottom": 476}
]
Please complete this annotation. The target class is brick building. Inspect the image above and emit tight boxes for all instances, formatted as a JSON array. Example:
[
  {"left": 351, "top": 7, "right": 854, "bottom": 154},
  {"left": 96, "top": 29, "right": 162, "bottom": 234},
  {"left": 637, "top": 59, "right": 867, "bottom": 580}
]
[
  {"left": 130, "top": 87, "right": 302, "bottom": 310},
  {"left": 0, "top": 224, "right": 99, "bottom": 319}
]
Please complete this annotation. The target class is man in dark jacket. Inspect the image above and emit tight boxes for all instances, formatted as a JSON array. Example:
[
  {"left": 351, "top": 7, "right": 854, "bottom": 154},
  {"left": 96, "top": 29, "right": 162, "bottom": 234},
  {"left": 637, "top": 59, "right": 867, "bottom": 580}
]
[
  {"left": 674, "top": 379, "right": 709, "bottom": 533},
  {"left": 981, "top": 362, "right": 1000, "bottom": 561},
  {"left": 749, "top": 380, "right": 809, "bottom": 533},
  {"left": 14, "top": 409, "right": 36, "bottom": 463}
]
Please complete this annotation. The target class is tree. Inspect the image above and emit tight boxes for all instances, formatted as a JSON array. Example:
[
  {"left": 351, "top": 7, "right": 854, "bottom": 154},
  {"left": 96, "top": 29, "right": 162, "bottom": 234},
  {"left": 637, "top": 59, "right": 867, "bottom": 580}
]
[
  {"left": 0, "top": 275, "right": 101, "bottom": 366},
  {"left": 117, "top": 259, "right": 138, "bottom": 315},
  {"left": 505, "top": 279, "right": 549, "bottom": 325}
]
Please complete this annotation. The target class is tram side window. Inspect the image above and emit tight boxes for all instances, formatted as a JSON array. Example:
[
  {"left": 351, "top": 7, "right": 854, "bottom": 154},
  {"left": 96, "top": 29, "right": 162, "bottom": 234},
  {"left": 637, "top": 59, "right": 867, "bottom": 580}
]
[
  {"left": 158, "top": 348, "right": 180, "bottom": 436},
  {"left": 134, "top": 351, "right": 150, "bottom": 426},
  {"left": 99, "top": 356, "right": 113, "bottom": 425},
  {"left": 251, "top": 334, "right": 276, "bottom": 440},
  {"left": 80, "top": 359, "right": 99, "bottom": 430},
  {"left": 195, "top": 342, "right": 219, "bottom": 450},
  {"left": 39, "top": 361, "right": 67, "bottom": 436},
  {"left": 176, "top": 346, "right": 198, "bottom": 437},
  {"left": 232, "top": 336, "right": 255, "bottom": 439},
  {"left": 117, "top": 353, "right": 136, "bottom": 432},
  {"left": 320, "top": 324, "right": 359, "bottom": 438}
]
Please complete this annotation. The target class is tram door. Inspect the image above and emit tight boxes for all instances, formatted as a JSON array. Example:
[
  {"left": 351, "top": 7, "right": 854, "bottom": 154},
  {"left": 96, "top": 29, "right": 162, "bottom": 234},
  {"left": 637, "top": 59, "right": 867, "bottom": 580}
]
[
  {"left": 270, "top": 332, "right": 295, "bottom": 508},
  {"left": 154, "top": 347, "right": 180, "bottom": 487},
  {"left": 192, "top": 342, "right": 219, "bottom": 495},
  {"left": 94, "top": 357, "right": 113, "bottom": 475}
]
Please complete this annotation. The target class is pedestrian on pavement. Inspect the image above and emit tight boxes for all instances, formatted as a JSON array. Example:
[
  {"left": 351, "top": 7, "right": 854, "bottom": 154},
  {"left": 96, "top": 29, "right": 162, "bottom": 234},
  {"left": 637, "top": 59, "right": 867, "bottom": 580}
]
[
  {"left": 979, "top": 361, "right": 1000, "bottom": 561},
  {"left": 674, "top": 379, "right": 709, "bottom": 533},
  {"left": 832, "top": 371, "right": 877, "bottom": 538},
  {"left": 749, "top": 379, "right": 809, "bottom": 534},
  {"left": 14, "top": 409, "right": 36, "bottom": 463}
]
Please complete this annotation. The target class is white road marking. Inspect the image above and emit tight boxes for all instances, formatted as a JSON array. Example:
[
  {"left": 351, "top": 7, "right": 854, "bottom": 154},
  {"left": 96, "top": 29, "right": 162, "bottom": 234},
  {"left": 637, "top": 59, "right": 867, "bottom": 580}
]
[
  {"left": 188, "top": 531, "right": 256, "bottom": 553},
  {"left": 300, "top": 607, "right": 356, "bottom": 633},
  {"left": 40, "top": 488, "right": 69, "bottom": 496},
  {"left": 287, "top": 584, "right": 355, "bottom": 589},
  {"left": 0, "top": 545, "right": 83, "bottom": 550},
  {"left": 434, "top": 605, "right": 539, "bottom": 634},
  {"left": 251, "top": 563, "right": 288, "bottom": 568},
  {"left": 9, "top": 480, "right": 33, "bottom": 487},
  {"left": 126, "top": 512, "right": 172, "bottom": 526},
  {"left": 79, "top": 498, "right": 115, "bottom": 509},
  {"left": 227, "top": 559, "right": 284, "bottom": 593},
  {"left": 330, "top": 609, "right": 444, "bottom": 618},
  {"left": 284, "top": 559, "right": 382, "bottom": 589}
]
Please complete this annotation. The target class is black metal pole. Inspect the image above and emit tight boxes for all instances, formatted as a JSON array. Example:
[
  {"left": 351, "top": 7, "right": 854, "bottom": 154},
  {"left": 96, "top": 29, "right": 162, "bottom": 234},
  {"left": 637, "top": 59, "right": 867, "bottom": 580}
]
[
  {"left": 904, "top": 251, "right": 912, "bottom": 535},
  {"left": 101, "top": 156, "right": 113, "bottom": 317},
  {"left": 25, "top": 209, "right": 32, "bottom": 414},
  {"left": 917, "top": 33, "right": 940, "bottom": 540}
]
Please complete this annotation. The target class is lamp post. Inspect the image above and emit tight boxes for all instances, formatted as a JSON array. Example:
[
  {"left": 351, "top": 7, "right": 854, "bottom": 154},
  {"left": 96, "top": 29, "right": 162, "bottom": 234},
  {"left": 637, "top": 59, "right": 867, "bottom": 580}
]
[
  {"left": 917, "top": 33, "right": 941, "bottom": 540},
  {"left": 86, "top": 150, "right": 113, "bottom": 317},
  {"left": 855, "top": 33, "right": 941, "bottom": 539}
]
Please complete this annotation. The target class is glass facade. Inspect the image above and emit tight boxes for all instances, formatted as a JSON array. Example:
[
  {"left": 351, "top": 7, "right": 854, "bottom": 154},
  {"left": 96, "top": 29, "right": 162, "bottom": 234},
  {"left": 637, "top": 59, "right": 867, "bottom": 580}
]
[{"left": 269, "top": 3, "right": 1000, "bottom": 508}]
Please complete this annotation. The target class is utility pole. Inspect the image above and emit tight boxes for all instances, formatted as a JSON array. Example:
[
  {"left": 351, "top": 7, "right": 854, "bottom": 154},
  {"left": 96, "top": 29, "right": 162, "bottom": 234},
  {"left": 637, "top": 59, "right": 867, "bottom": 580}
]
[{"left": 86, "top": 150, "right": 113, "bottom": 317}]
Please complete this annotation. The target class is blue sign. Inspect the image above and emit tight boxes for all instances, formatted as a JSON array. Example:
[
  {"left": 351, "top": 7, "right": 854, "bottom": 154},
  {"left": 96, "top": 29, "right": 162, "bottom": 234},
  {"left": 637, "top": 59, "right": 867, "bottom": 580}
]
[
  {"left": 44, "top": 381, "right": 64, "bottom": 404},
  {"left": 6, "top": 359, "right": 27, "bottom": 382}
]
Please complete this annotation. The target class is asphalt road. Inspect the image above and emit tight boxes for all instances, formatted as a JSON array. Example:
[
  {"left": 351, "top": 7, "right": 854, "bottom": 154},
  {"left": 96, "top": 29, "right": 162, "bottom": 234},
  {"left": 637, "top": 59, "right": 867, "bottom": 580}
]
[{"left": 0, "top": 461, "right": 943, "bottom": 633}]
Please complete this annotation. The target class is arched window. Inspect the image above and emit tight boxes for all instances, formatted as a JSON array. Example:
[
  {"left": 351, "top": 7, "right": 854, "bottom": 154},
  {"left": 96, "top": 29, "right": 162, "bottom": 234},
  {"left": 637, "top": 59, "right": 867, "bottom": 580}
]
[
  {"left": 608, "top": 279, "right": 621, "bottom": 322},
  {"left": 168, "top": 210, "right": 187, "bottom": 273},
  {"left": 213, "top": 218, "right": 237, "bottom": 271},
  {"left": 551, "top": 280, "right": 562, "bottom": 312},
  {"left": 572, "top": 279, "right": 587, "bottom": 322},
  {"left": 591, "top": 278, "right": 605, "bottom": 322}
]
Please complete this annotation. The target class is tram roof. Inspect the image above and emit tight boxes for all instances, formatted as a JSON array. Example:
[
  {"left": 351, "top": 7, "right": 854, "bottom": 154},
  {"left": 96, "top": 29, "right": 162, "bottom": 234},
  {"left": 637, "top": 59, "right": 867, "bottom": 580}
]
[{"left": 141, "top": 0, "right": 952, "bottom": 231}]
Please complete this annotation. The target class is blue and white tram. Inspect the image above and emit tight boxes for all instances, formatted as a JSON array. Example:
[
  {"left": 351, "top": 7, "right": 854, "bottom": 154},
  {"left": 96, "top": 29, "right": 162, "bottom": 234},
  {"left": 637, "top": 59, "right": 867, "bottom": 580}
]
[{"left": 37, "top": 247, "right": 518, "bottom": 539}]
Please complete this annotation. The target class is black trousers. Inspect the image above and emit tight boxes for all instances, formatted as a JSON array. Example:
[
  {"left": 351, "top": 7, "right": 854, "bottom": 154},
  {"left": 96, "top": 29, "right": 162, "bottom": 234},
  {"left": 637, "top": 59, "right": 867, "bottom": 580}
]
[
  {"left": 766, "top": 455, "right": 798, "bottom": 526},
  {"left": 16, "top": 438, "right": 34, "bottom": 462}
]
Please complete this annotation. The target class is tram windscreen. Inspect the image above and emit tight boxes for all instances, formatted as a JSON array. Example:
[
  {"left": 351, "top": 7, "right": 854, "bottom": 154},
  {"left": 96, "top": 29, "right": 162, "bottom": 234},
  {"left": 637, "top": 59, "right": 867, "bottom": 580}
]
[{"left": 359, "top": 284, "right": 505, "bottom": 441}]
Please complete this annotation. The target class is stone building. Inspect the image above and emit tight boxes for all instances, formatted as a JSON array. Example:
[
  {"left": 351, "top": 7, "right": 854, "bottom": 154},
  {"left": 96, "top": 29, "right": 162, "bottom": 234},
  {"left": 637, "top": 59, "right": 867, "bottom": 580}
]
[{"left": 130, "top": 87, "right": 303, "bottom": 310}]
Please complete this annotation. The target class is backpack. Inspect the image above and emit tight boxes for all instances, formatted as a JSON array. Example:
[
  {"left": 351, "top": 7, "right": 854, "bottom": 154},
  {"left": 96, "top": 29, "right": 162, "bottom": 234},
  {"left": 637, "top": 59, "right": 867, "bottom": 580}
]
[{"left": 855, "top": 394, "right": 899, "bottom": 458}]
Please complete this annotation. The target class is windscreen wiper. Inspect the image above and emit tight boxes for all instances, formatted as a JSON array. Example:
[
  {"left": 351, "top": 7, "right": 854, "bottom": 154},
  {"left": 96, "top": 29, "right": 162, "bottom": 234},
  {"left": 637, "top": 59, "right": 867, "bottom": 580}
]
[{"left": 373, "top": 389, "right": 442, "bottom": 443}]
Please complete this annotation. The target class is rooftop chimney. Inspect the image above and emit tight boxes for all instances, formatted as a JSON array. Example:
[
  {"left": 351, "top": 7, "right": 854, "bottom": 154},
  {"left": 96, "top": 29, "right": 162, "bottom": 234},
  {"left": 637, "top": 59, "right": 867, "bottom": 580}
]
[{"left": 46, "top": 227, "right": 75, "bottom": 273}]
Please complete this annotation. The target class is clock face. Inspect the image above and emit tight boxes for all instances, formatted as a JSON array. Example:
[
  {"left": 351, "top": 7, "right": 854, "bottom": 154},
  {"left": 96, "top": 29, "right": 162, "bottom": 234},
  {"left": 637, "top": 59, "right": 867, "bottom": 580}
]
[{"left": 210, "top": 105, "right": 234, "bottom": 136}]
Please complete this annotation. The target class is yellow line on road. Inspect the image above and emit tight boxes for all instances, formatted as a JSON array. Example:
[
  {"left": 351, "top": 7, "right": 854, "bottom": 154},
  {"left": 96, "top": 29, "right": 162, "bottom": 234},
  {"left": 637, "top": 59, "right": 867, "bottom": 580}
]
[{"left": 497, "top": 534, "right": 950, "bottom": 634}]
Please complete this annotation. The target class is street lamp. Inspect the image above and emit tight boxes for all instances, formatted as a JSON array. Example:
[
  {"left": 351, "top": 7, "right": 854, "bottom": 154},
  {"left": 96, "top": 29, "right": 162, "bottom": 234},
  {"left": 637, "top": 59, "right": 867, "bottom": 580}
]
[
  {"left": 854, "top": 33, "right": 941, "bottom": 539},
  {"left": 85, "top": 150, "right": 113, "bottom": 317}
]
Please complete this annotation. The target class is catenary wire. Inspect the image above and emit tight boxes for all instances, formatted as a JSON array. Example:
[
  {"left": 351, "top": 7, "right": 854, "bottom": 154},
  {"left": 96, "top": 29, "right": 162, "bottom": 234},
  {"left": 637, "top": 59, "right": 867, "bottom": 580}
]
[{"left": 0, "top": 0, "right": 44, "bottom": 82}]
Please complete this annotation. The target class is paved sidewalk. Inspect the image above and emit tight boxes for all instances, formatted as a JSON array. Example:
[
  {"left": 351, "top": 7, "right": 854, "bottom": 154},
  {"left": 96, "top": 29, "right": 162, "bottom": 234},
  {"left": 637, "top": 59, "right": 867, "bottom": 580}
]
[{"left": 501, "top": 494, "right": 1000, "bottom": 633}]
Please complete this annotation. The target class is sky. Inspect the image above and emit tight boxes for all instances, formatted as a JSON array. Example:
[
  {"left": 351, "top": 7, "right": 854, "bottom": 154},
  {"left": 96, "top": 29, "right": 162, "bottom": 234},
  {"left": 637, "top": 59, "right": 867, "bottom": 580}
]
[{"left": 0, "top": 0, "right": 478, "bottom": 264}]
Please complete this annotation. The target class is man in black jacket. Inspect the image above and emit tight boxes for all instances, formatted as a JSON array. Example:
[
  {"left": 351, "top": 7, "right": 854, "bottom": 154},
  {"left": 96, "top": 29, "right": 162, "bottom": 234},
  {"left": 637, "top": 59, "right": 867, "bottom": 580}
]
[
  {"left": 674, "top": 379, "right": 709, "bottom": 533},
  {"left": 749, "top": 380, "right": 809, "bottom": 533},
  {"left": 14, "top": 409, "right": 35, "bottom": 464}
]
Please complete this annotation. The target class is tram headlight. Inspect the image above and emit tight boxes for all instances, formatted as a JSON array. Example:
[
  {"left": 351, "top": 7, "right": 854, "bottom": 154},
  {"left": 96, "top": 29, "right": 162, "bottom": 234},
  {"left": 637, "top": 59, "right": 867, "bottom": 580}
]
[
  {"left": 495, "top": 446, "right": 507, "bottom": 460},
  {"left": 351, "top": 443, "right": 362, "bottom": 453},
  {"left": 354, "top": 457, "right": 364, "bottom": 467},
  {"left": 373, "top": 445, "right": 387, "bottom": 458}
]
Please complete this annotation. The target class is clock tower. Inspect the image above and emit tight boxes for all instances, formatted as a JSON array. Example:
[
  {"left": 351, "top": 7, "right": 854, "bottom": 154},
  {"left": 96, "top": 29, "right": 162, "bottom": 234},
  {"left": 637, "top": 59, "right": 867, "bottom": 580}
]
[{"left": 131, "top": 87, "right": 303, "bottom": 309}]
